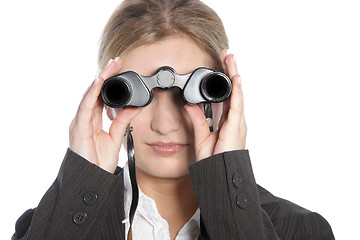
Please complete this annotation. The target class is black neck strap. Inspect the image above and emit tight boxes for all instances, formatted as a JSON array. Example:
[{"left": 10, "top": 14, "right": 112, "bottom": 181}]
[
  {"left": 126, "top": 103, "right": 213, "bottom": 238},
  {"left": 126, "top": 126, "right": 138, "bottom": 240}
]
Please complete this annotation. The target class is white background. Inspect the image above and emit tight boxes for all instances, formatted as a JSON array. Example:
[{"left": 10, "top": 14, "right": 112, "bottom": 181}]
[{"left": 1, "top": 0, "right": 359, "bottom": 239}]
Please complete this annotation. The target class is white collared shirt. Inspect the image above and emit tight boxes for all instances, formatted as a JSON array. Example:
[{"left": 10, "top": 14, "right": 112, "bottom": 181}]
[{"left": 123, "top": 163, "right": 201, "bottom": 240}]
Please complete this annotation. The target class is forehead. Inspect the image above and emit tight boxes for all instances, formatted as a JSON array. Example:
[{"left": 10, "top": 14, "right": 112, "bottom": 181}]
[{"left": 120, "top": 34, "right": 214, "bottom": 76}]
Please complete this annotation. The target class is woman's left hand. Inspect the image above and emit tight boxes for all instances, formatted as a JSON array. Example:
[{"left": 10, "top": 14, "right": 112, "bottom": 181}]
[{"left": 184, "top": 50, "right": 247, "bottom": 161}]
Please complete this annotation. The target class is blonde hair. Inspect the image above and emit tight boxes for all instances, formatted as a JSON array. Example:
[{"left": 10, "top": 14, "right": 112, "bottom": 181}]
[{"left": 98, "top": 0, "right": 229, "bottom": 71}]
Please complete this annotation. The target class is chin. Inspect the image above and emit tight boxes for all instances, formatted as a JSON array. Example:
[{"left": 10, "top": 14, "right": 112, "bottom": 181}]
[
  {"left": 151, "top": 168, "right": 190, "bottom": 179},
  {"left": 136, "top": 153, "right": 195, "bottom": 179}
]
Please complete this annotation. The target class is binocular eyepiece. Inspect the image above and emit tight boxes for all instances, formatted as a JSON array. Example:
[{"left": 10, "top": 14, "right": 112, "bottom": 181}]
[{"left": 101, "top": 66, "right": 232, "bottom": 108}]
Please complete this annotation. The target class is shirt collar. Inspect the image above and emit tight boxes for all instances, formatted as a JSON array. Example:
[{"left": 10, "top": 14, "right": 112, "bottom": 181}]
[{"left": 122, "top": 162, "right": 200, "bottom": 231}]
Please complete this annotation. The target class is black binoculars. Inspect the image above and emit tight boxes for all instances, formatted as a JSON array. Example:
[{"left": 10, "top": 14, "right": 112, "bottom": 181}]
[{"left": 101, "top": 66, "right": 232, "bottom": 108}]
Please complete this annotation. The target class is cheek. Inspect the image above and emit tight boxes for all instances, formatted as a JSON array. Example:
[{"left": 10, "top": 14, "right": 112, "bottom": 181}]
[
  {"left": 180, "top": 106, "right": 195, "bottom": 135},
  {"left": 123, "top": 111, "right": 150, "bottom": 155}
]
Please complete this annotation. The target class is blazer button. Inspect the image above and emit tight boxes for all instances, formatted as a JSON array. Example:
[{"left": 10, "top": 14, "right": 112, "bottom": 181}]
[
  {"left": 73, "top": 212, "right": 88, "bottom": 225},
  {"left": 236, "top": 194, "right": 248, "bottom": 209},
  {"left": 232, "top": 173, "right": 243, "bottom": 188},
  {"left": 83, "top": 192, "right": 98, "bottom": 206}
]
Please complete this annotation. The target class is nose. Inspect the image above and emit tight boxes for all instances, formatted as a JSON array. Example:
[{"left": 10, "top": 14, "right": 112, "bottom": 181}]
[{"left": 151, "top": 89, "right": 182, "bottom": 135}]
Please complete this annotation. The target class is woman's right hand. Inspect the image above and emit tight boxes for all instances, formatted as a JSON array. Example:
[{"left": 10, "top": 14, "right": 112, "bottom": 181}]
[{"left": 69, "top": 58, "right": 141, "bottom": 173}]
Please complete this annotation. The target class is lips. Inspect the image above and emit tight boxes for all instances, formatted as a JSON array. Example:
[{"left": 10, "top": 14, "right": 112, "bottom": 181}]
[{"left": 148, "top": 142, "right": 187, "bottom": 155}]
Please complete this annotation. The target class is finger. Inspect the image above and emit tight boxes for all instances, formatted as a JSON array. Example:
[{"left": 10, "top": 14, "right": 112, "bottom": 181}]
[
  {"left": 221, "top": 54, "right": 243, "bottom": 126},
  {"left": 89, "top": 58, "right": 122, "bottom": 117},
  {"left": 113, "top": 57, "right": 123, "bottom": 75},
  {"left": 184, "top": 104, "right": 211, "bottom": 147},
  {"left": 99, "top": 58, "right": 122, "bottom": 80},
  {"left": 227, "top": 74, "right": 244, "bottom": 126},
  {"left": 85, "top": 57, "right": 121, "bottom": 108},
  {"left": 239, "top": 113, "right": 247, "bottom": 149},
  {"left": 71, "top": 77, "right": 97, "bottom": 131},
  {"left": 109, "top": 107, "right": 141, "bottom": 150},
  {"left": 219, "top": 62, "right": 240, "bottom": 123},
  {"left": 80, "top": 58, "right": 119, "bottom": 105},
  {"left": 92, "top": 95, "right": 105, "bottom": 130},
  {"left": 219, "top": 49, "right": 228, "bottom": 73},
  {"left": 224, "top": 53, "right": 238, "bottom": 79},
  {"left": 218, "top": 98, "right": 230, "bottom": 129},
  {"left": 93, "top": 58, "right": 123, "bottom": 119},
  {"left": 77, "top": 60, "right": 118, "bottom": 123}
]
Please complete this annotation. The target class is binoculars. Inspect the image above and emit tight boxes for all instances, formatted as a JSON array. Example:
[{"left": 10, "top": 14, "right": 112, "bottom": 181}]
[{"left": 101, "top": 66, "right": 232, "bottom": 108}]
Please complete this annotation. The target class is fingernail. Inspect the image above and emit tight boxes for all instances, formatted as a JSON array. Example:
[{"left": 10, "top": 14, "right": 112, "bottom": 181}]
[
  {"left": 105, "top": 59, "right": 113, "bottom": 68},
  {"left": 114, "top": 57, "right": 120, "bottom": 62}
]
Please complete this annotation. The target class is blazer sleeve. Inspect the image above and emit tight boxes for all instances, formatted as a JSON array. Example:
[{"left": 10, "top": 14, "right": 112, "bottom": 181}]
[
  {"left": 188, "top": 150, "right": 334, "bottom": 240},
  {"left": 12, "top": 148, "right": 126, "bottom": 240}
]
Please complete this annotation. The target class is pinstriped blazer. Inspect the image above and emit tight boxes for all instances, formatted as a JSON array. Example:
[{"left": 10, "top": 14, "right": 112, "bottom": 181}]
[{"left": 12, "top": 149, "right": 334, "bottom": 239}]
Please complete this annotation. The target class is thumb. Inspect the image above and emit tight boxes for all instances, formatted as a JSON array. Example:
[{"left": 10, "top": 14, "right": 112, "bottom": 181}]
[
  {"left": 109, "top": 107, "right": 141, "bottom": 151},
  {"left": 184, "top": 104, "right": 211, "bottom": 148}
]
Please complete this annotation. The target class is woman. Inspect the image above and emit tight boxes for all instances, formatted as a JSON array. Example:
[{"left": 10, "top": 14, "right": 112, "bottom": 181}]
[{"left": 12, "top": 0, "right": 334, "bottom": 239}]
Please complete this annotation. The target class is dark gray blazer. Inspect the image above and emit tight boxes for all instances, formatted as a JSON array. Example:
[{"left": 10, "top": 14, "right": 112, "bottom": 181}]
[{"left": 12, "top": 149, "right": 334, "bottom": 239}]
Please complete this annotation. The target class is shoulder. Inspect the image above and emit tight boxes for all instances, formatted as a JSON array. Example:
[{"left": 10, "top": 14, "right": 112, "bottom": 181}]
[{"left": 258, "top": 185, "right": 335, "bottom": 240}]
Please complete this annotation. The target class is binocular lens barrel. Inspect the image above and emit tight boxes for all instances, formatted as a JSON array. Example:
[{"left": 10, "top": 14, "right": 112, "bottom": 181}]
[
  {"left": 101, "top": 70, "right": 232, "bottom": 108},
  {"left": 200, "top": 72, "right": 232, "bottom": 102},
  {"left": 101, "top": 78, "right": 131, "bottom": 108}
]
